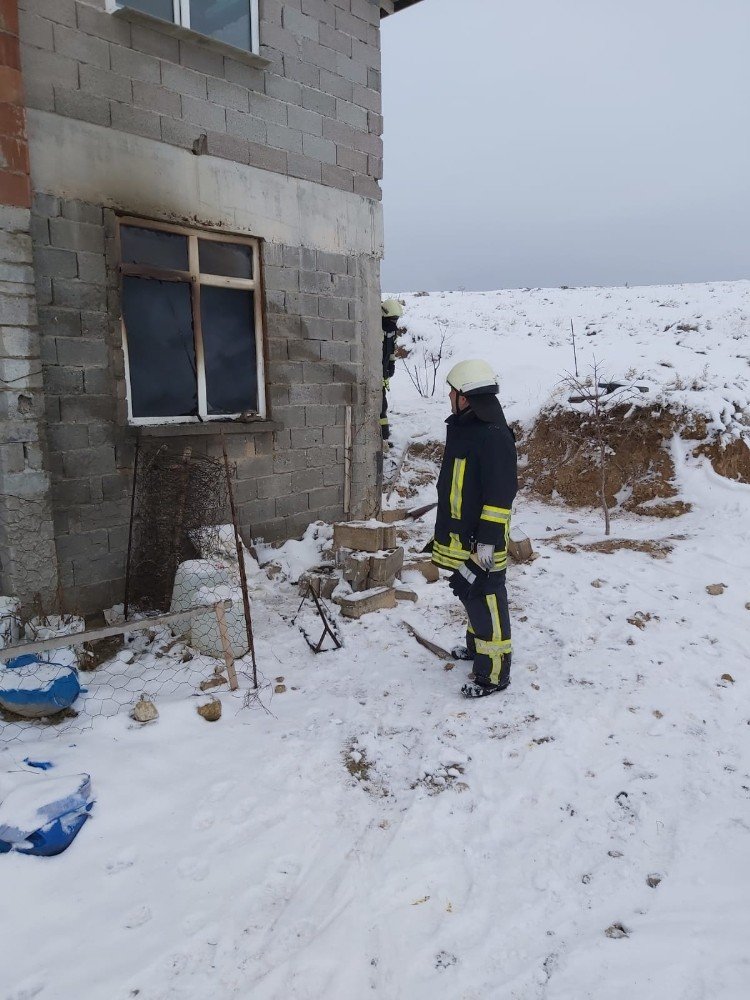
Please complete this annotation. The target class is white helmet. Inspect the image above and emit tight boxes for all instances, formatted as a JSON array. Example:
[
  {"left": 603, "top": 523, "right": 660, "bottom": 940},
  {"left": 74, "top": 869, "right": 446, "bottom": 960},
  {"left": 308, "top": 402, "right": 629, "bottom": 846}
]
[
  {"left": 381, "top": 298, "right": 404, "bottom": 319},
  {"left": 446, "top": 359, "right": 498, "bottom": 396}
]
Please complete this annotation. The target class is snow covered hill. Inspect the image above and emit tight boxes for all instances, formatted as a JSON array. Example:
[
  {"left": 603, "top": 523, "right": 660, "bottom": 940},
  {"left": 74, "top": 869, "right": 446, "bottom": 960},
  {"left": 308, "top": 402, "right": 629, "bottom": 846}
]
[
  {"left": 2, "top": 281, "right": 750, "bottom": 1000},
  {"left": 387, "top": 279, "right": 750, "bottom": 441}
]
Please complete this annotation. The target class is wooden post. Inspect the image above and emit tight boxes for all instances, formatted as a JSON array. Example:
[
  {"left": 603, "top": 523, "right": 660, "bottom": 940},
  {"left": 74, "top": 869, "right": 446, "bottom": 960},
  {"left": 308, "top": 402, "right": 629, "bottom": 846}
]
[
  {"left": 171, "top": 446, "right": 192, "bottom": 574},
  {"left": 213, "top": 600, "right": 238, "bottom": 691},
  {"left": 123, "top": 436, "right": 140, "bottom": 621},
  {"left": 220, "top": 431, "right": 258, "bottom": 689},
  {"left": 344, "top": 405, "right": 352, "bottom": 520}
]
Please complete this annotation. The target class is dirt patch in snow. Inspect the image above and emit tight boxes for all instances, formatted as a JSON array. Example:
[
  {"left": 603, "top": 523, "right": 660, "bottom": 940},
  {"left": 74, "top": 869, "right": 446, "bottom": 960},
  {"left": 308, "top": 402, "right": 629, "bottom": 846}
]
[
  {"left": 519, "top": 406, "right": 686, "bottom": 516},
  {"left": 388, "top": 439, "right": 445, "bottom": 499},
  {"left": 580, "top": 538, "right": 678, "bottom": 559},
  {"left": 387, "top": 408, "right": 747, "bottom": 514},
  {"left": 520, "top": 405, "right": 748, "bottom": 515},
  {"left": 694, "top": 435, "right": 750, "bottom": 484}
]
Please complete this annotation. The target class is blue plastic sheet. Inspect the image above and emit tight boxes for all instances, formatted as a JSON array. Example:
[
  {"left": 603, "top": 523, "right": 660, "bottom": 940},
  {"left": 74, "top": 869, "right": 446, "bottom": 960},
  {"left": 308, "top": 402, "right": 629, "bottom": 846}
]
[{"left": 0, "top": 773, "right": 93, "bottom": 857}]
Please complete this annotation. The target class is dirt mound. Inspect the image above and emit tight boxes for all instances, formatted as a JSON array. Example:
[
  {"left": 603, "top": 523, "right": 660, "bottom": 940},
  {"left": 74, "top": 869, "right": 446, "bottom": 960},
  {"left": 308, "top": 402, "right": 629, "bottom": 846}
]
[
  {"left": 694, "top": 436, "right": 750, "bottom": 484},
  {"left": 386, "top": 408, "right": 748, "bottom": 517},
  {"left": 520, "top": 405, "right": 748, "bottom": 517},
  {"left": 388, "top": 439, "right": 445, "bottom": 499}
]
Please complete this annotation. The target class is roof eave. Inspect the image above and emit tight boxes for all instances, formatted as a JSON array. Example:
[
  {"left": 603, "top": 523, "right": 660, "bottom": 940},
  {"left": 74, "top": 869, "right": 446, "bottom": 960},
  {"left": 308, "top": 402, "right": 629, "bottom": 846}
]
[{"left": 380, "top": 0, "right": 427, "bottom": 18}]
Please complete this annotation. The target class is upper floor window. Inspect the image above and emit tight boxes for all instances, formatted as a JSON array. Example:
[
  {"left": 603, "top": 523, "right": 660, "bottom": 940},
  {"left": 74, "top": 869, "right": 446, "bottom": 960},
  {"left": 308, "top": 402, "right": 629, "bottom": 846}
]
[
  {"left": 113, "top": 1, "right": 260, "bottom": 55},
  {"left": 117, "top": 219, "right": 266, "bottom": 425}
]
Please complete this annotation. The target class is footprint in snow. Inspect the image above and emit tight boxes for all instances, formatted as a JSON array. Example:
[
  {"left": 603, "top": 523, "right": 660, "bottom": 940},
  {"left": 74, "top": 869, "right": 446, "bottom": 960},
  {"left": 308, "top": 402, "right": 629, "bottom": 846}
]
[
  {"left": 229, "top": 798, "right": 255, "bottom": 824},
  {"left": 177, "top": 857, "right": 210, "bottom": 882},
  {"left": 6, "top": 981, "right": 45, "bottom": 1000},
  {"left": 435, "top": 951, "right": 458, "bottom": 970},
  {"left": 206, "top": 779, "right": 236, "bottom": 804},
  {"left": 124, "top": 905, "right": 152, "bottom": 929},
  {"left": 192, "top": 811, "right": 215, "bottom": 831},
  {"left": 105, "top": 852, "right": 136, "bottom": 875},
  {"left": 182, "top": 910, "right": 209, "bottom": 935}
]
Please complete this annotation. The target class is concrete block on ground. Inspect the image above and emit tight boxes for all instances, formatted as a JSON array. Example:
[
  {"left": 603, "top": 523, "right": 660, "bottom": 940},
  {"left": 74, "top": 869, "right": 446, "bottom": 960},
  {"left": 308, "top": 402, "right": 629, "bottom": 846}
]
[
  {"left": 379, "top": 508, "right": 407, "bottom": 523},
  {"left": 298, "top": 567, "right": 339, "bottom": 600},
  {"left": 402, "top": 559, "right": 440, "bottom": 584},
  {"left": 507, "top": 528, "right": 534, "bottom": 563},
  {"left": 336, "top": 586, "right": 396, "bottom": 619},
  {"left": 333, "top": 520, "right": 396, "bottom": 553},
  {"left": 395, "top": 588, "right": 418, "bottom": 603},
  {"left": 340, "top": 549, "right": 371, "bottom": 591},
  {"left": 368, "top": 546, "right": 403, "bottom": 587}
]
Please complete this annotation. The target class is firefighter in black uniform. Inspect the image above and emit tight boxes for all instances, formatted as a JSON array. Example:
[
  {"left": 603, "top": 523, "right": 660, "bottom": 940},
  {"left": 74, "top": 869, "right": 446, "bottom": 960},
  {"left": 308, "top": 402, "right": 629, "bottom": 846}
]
[
  {"left": 380, "top": 299, "right": 403, "bottom": 444},
  {"left": 432, "top": 359, "right": 518, "bottom": 698}
]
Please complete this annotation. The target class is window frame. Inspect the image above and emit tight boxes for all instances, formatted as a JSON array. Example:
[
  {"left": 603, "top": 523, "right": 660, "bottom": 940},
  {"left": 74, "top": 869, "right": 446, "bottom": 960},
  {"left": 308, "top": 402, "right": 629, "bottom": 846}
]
[
  {"left": 116, "top": 216, "right": 266, "bottom": 427},
  {"left": 107, "top": 0, "right": 261, "bottom": 57}
]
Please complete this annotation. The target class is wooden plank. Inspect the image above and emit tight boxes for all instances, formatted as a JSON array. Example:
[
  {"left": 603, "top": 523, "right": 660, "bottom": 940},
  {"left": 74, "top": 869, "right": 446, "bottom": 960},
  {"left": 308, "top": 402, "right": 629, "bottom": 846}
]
[
  {"left": 214, "top": 600, "right": 238, "bottom": 691},
  {"left": 0, "top": 601, "right": 232, "bottom": 660},
  {"left": 401, "top": 621, "right": 452, "bottom": 660}
]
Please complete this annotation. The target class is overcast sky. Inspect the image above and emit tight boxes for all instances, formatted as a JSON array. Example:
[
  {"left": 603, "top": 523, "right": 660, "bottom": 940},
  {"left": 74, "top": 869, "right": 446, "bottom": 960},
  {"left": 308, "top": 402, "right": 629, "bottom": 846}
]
[{"left": 380, "top": 0, "right": 750, "bottom": 292}]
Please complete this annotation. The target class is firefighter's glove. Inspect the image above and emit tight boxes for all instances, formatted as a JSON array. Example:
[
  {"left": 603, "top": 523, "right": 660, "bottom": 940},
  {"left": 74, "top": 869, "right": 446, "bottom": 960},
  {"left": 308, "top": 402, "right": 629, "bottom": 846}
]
[{"left": 475, "top": 543, "right": 494, "bottom": 571}]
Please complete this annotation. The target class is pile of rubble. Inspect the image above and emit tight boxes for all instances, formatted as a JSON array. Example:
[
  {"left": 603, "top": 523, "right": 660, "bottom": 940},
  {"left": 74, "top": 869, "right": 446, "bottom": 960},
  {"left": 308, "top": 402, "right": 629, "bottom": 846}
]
[{"left": 299, "top": 517, "right": 438, "bottom": 619}]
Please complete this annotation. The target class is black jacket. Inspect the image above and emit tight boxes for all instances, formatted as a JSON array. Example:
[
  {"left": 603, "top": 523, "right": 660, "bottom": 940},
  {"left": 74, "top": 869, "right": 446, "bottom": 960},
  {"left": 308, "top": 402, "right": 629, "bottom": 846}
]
[
  {"left": 432, "top": 401, "right": 517, "bottom": 571},
  {"left": 382, "top": 317, "right": 398, "bottom": 383}
]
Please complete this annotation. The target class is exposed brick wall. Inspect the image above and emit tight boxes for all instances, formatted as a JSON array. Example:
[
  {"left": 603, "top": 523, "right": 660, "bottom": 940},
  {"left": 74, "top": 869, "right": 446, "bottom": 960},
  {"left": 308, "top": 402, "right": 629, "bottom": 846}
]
[
  {"left": 18, "top": 0, "right": 383, "bottom": 199},
  {"left": 0, "top": 0, "right": 31, "bottom": 207},
  {"left": 0, "top": 0, "right": 61, "bottom": 608},
  {"left": 31, "top": 193, "right": 380, "bottom": 612}
]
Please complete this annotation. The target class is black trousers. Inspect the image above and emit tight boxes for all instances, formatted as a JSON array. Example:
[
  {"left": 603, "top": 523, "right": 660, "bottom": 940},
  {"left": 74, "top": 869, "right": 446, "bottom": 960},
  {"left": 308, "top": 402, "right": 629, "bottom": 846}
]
[
  {"left": 449, "top": 562, "right": 511, "bottom": 687},
  {"left": 380, "top": 385, "right": 390, "bottom": 440}
]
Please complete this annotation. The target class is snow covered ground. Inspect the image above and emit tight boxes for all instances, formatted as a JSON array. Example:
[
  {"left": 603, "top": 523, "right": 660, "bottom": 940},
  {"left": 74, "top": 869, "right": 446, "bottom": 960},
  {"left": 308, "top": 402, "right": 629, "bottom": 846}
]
[{"left": 2, "top": 282, "right": 750, "bottom": 1000}]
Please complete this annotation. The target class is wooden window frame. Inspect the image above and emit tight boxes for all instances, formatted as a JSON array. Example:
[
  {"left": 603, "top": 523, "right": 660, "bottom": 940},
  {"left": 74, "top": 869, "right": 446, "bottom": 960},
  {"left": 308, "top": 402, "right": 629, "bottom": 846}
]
[
  {"left": 107, "top": 1, "right": 261, "bottom": 56},
  {"left": 117, "top": 216, "right": 267, "bottom": 427}
]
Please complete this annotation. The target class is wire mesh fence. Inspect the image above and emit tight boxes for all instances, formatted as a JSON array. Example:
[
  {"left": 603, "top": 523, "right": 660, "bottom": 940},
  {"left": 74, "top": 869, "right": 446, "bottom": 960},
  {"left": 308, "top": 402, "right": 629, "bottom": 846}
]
[{"left": 1, "top": 440, "right": 257, "bottom": 745}]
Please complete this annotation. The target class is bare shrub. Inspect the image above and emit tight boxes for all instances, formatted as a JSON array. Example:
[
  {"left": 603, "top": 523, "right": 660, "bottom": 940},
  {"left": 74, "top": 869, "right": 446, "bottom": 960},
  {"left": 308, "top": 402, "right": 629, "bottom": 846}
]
[{"left": 401, "top": 319, "right": 452, "bottom": 398}]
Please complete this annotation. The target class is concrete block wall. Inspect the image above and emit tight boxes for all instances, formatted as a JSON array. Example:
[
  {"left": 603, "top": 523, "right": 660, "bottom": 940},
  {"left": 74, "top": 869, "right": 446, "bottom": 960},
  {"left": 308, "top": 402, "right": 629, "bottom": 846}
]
[
  {"left": 18, "top": 0, "right": 384, "bottom": 200},
  {"left": 0, "top": 204, "right": 60, "bottom": 609},
  {"left": 31, "top": 193, "right": 381, "bottom": 613},
  {"left": 0, "top": 0, "right": 60, "bottom": 609}
]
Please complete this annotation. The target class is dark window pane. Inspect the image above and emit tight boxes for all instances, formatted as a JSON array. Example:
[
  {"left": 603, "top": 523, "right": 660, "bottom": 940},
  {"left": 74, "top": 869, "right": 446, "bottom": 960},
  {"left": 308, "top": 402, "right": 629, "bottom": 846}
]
[
  {"left": 190, "top": 0, "right": 252, "bottom": 51},
  {"left": 200, "top": 286, "right": 258, "bottom": 415},
  {"left": 121, "top": 0, "right": 175, "bottom": 23},
  {"left": 199, "top": 239, "right": 253, "bottom": 279},
  {"left": 122, "top": 277, "right": 198, "bottom": 419},
  {"left": 121, "top": 226, "right": 188, "bottom": 271}
]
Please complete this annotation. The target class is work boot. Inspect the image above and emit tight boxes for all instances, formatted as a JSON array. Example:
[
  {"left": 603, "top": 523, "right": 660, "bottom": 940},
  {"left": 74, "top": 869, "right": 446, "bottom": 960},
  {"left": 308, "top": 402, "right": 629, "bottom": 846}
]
[
  {"left": 461, "top": 680, "right": 510, "bottom": 699},
  {"left": 451, "top": 644, "right": 474, "bottom": 661}
]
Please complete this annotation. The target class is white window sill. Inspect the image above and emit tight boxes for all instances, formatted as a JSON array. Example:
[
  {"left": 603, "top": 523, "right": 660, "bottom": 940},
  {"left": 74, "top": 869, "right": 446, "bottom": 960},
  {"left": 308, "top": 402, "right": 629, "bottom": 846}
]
[{"left": 112, "top": 6, "right": 270, "bottom": 70}]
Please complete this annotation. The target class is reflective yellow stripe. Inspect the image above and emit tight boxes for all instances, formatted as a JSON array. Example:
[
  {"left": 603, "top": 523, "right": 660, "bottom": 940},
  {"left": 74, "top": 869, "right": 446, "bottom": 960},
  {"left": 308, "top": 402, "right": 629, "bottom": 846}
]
[
  {"left": 433, "top": 539, "right": 471, "bottom": 560},
  {"left": 480, "top": 504, "right": 511, "bottom": 524},
  {"left": 433, "top": 539, "right": 507, "bottom": 570},
  {"left": 475, "top": 638, "right": 512, "bottom": 655},
  {"left": 475, "top": 637, "right": 512, "bottom": 684},
  {"left": 488, "top": 593, "right": 502, "bottom": 641},
  {"left": 379, "top": 417, "right": 389, "bottom": 426},
  {"left": 484, "top": 592, "right": 510, "bottom": 684},
  {"left": 449, "top": 457, "right": 466, "bottom": 520},
  {"left": 432, "top": 550, "right": 465, "bottom": 569}
]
